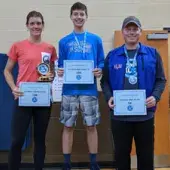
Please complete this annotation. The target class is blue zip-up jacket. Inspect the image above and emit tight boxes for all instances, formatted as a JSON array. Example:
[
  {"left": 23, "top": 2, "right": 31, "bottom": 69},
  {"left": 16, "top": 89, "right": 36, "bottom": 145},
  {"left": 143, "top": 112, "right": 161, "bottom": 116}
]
[{"left": 100, "top": 43, "right": 166, "bottom": 121}]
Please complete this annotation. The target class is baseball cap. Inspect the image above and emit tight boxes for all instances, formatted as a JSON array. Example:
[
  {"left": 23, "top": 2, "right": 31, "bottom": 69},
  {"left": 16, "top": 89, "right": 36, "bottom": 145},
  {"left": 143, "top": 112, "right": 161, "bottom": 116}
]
[{"left": 122, "top": 16, "right": 142, "bottom": 29}]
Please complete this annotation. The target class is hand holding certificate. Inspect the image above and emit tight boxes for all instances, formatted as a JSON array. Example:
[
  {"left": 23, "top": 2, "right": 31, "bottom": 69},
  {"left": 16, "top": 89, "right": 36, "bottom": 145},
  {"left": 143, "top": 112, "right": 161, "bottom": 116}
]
[
  {"left": 93, "top": 68, "right": 102, "bottom": 78},
  {"left": 12, "top": 87, "right": 24, "bottom": 100},
  {"left": 19, "top": 82, "right": 51, "bottom": 107},
  {"left": 63, "top": 60, "right": 94, "bottom": 84},
  {"left": 113, "top": 90, "right": 147, "bottom": 116}
]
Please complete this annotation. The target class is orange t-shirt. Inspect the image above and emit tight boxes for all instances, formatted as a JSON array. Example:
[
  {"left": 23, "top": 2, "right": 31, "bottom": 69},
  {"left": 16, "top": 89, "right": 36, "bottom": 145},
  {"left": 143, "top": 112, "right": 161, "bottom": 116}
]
[{"left": 8, "top": 39, "right": 57, "bottom": 86}]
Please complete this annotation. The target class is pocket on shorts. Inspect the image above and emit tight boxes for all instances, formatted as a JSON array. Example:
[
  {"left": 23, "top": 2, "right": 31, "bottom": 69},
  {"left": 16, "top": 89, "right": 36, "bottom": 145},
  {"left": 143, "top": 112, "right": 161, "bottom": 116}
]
[{"left": 61, "top": 95, "right": 71, "bottom": 112}]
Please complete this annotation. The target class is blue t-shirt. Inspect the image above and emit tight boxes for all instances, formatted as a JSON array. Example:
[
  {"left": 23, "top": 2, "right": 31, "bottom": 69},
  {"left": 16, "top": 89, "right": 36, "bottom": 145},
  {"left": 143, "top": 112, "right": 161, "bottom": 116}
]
[{"left": 58, "top": 31, "right": 105, "bottom": 96}]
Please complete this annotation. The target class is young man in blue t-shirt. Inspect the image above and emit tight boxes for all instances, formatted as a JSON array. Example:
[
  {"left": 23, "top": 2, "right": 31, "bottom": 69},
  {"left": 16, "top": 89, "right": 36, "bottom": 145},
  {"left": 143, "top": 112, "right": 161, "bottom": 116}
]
[{"left": 57, "top": 2, "right": 104, "bottom": 170}]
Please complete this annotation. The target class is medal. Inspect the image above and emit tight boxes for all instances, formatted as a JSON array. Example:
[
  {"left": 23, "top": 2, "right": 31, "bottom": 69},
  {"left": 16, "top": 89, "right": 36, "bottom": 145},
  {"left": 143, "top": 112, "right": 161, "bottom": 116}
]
[
  {"left": 129, "top": 76, "right": 137, "bottom": 85},
  {"left": 73, "top": 31, "right": 87, "bottom": 59},
  {"left": 124, "top": 44, "right": 139, "bottom": 85}
]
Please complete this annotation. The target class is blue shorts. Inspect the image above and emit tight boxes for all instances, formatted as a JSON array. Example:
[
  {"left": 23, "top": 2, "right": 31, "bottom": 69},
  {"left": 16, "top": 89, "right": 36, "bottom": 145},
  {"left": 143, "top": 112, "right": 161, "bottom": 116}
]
[{"left": 60, "top": 95, "right": 100, "bottom": 127}]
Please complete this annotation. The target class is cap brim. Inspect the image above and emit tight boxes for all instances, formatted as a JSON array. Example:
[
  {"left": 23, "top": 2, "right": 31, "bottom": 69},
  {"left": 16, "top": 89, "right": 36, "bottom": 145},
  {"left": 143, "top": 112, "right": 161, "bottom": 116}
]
[{"left": 123, "top": 21, "right": 141, "bottom": 28}]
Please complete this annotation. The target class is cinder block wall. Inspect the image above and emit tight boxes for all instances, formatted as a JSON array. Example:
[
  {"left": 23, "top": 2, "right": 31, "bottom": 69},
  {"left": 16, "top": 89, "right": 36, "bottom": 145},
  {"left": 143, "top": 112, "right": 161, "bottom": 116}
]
[
  {"left": 1, "top": 0, "right": 170, "bottom": 88},
  {"left": 1, "top": 0, "right": 170, "bottom": 52}
]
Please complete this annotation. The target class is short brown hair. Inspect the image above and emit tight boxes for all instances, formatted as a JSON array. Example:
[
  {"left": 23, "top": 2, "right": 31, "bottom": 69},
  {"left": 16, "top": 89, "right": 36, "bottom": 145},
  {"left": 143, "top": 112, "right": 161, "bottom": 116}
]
[
  {"left": 26, "top": 11, "right": 44, "bottom": 25},
  {"left": 70, "top": 2, "right": 88, "bottom": 16}
]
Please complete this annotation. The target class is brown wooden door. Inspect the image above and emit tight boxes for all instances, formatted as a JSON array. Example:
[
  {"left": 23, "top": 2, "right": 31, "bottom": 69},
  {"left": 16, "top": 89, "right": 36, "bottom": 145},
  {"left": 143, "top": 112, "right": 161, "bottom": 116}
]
[{"left": 114, "top": 30, "right": 170, "bottom": 155}]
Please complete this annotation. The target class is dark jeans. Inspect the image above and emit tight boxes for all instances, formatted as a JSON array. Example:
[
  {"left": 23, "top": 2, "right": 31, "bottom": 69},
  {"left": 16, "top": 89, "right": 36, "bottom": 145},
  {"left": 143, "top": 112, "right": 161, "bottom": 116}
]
[
  {"left": 8, "top": 100, "right": 51, "bottom": 170},
  {"left": 111, "top": 118, "right": 154, "bottom": 170}
]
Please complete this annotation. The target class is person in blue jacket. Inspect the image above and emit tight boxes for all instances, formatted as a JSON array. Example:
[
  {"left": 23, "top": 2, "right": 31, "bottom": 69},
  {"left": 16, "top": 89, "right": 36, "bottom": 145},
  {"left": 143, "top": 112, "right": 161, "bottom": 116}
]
[
  {"left": 57, "top": 2, "right": 104, "bottom": 170},
  {"left": 100, "top": 16, "right": 166, "bottom": 170}
]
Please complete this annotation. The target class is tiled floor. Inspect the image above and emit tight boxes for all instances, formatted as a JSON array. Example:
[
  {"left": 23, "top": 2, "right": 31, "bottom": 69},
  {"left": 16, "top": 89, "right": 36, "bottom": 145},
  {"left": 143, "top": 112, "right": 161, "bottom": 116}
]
[
  {"left": 43, "top": 168, "right": 170, "bottom": 170},
  {"left": 0, "top": 168, "right": 164, "bottom": 170},
  {"left": 0, "top": 166, "right": 169, "bottom": 170},
  {"left": 45, "top": 168, "right": 170, "bottom": 170},
  {"left": 1, "top": 168, "right": 169, "bottom": 170}
]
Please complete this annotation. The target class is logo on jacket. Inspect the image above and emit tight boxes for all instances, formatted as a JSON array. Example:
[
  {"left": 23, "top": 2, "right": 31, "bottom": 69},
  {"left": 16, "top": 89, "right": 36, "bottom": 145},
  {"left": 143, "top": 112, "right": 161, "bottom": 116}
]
[{"left": 114, "top": 64, "right": 122, "bottom": 70}]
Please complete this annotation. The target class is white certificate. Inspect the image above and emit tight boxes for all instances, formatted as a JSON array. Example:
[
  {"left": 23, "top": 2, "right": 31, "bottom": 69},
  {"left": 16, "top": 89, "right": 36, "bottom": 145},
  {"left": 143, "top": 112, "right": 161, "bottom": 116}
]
[
  {"left": 51, "top": 59, "right": 63, "bottom": 102},
  {"left": 63, "top": 60, "right": 94, "bottom": 84},
  {"left": 113, "top": 90, "right": 146, "bottom": 116},
  {"left": 19, "top": 82, "right": 51, "bottom": 107},
  {"left": 52, "top": 75, "right": 63, "bottom": 102}
]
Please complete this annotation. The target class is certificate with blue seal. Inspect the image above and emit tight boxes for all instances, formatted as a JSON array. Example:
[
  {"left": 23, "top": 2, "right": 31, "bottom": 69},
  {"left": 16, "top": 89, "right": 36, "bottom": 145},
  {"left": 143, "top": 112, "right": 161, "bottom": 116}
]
[
  {"left": 63, "top": 60, "right": 94, "bottom": 84},
  {"left": 19, "top": 82, "right": 51, "bottom": 107},
  {"left": 113, "top": 90, "right": 146, "bottom": 116}
]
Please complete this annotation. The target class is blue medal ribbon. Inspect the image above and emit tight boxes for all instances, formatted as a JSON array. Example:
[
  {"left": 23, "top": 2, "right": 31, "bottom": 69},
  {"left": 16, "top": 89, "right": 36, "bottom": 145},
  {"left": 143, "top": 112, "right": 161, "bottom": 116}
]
[
  {"left": 73, "top": 31, "right": 87, "bottom": 59},
  {"left": 124, "top": 44, "right": 139, "bottom": 84}
]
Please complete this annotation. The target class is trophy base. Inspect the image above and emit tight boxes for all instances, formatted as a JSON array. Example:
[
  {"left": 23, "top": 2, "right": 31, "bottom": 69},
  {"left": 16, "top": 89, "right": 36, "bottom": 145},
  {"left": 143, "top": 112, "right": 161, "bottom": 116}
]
[{"left": 37, "top": 76, "right": 53, "bottom": 82}]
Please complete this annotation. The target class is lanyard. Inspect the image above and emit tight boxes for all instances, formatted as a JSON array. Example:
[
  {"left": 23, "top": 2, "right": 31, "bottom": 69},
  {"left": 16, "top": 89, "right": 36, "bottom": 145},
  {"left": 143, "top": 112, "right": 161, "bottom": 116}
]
[
  {"left": 73, "top": 31, "right": 87, "bottom": 59},
  {"left": 124, "top": 44, "right": 140, "bottom": 85},
  {"left": 124, "top": 44, "right": 139, "bottom": 65}
]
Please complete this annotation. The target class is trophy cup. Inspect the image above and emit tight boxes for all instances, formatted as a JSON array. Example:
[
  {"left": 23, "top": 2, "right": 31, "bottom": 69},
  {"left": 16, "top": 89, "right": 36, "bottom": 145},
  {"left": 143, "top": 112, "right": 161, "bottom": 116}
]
[{"left": 37, "top": 63, "right": 53, "bottom": 82}]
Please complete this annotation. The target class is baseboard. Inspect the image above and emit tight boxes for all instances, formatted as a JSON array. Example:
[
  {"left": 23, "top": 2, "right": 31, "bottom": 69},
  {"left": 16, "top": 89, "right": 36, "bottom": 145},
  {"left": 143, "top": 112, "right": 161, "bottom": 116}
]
[{"left": 0, "top": 161, "right": 116, "bottom": 169}]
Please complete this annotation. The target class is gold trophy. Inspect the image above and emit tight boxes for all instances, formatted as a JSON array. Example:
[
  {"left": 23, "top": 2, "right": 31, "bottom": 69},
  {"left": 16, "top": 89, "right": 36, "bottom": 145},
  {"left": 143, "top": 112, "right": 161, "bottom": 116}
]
[{"left": 37, "top": 63, "right": 53, "bottom": 82}]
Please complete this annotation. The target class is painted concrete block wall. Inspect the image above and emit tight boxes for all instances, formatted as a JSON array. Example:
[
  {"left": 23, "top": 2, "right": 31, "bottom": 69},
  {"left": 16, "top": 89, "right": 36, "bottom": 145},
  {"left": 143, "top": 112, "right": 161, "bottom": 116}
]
[{"left": 0, "top": 0, "right": 170, "bottom": 89}]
